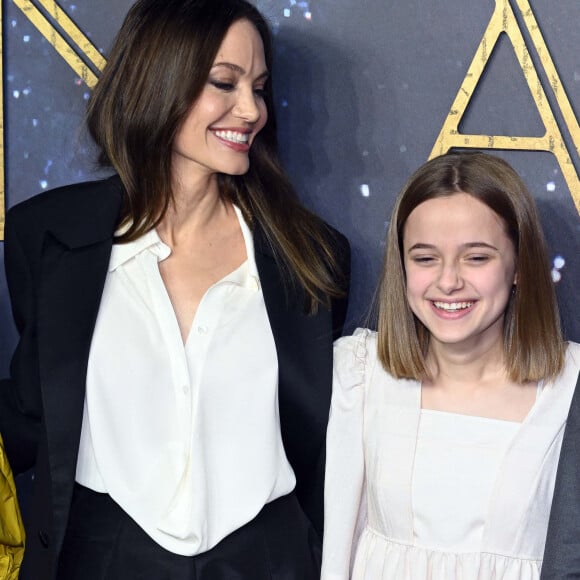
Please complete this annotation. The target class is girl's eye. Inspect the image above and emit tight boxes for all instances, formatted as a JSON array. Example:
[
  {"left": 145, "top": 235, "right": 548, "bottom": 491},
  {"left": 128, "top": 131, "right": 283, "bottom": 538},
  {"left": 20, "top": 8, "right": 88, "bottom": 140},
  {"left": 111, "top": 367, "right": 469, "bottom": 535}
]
[
  {"left": 466, "top": 255, "right": 490, "bottom": 263},
  {"left": 253, "top": 87, "right": 267, "bottom": 98},
  {"left": 412, "top": 255, "right": 435, "bottom": 264}
]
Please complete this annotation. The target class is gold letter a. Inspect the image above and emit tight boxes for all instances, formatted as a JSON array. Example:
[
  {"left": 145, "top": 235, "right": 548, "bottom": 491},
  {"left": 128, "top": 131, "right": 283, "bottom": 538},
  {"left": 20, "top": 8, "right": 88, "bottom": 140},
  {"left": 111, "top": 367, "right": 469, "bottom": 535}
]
[{"left": 430, "top": 0, "right": 580, "bottom": 216}]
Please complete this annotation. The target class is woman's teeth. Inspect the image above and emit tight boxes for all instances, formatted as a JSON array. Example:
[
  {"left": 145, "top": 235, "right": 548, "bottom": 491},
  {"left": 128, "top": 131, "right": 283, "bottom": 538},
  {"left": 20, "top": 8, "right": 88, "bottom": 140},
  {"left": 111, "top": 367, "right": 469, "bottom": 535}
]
[{"left": 214, "top": 130, "right": 249, "bottom": 144}]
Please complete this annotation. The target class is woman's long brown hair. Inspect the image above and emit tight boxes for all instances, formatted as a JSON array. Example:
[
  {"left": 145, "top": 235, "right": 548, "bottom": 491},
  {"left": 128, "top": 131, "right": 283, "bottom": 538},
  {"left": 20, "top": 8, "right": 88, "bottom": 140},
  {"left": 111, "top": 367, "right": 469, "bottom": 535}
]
[{"left": 86, "top": 0, "right": 347, "bottom": 311}]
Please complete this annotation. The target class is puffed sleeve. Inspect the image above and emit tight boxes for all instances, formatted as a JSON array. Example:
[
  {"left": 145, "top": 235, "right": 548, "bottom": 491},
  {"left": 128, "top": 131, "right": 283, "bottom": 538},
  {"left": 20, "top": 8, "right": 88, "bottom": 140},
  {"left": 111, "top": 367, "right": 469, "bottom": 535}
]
[{"left": 321, "top": 328, "right": 371, "bottom": 580}]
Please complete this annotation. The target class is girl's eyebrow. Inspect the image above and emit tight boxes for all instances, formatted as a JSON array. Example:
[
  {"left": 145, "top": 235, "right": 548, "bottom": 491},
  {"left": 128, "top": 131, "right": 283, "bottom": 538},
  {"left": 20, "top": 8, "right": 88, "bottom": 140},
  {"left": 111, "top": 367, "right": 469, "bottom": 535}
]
[
  {"left": 408, "top": 243, "right": 436, "bottom": 251},
  {"left": 463, "top": 242, "right": 499, "bottom": 250},
  {"left": 407, "top": 242, "right": 499, "bottom": 252},
  {"left": 211, "top": 62, "right": 269, "bottom": 81}
]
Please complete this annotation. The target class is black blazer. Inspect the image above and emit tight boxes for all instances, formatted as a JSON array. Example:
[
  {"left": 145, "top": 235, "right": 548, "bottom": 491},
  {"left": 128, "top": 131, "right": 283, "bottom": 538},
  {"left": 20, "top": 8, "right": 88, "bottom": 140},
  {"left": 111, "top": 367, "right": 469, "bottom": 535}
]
[{"left": 0, "top": 176, "right": 350, "bottom": 580}]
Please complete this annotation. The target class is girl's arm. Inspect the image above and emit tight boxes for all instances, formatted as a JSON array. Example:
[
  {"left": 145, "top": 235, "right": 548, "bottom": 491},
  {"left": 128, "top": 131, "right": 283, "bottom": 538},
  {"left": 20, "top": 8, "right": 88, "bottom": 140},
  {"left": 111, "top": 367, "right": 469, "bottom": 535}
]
[{"left": 322, "top": 331, "right": 368, "bottom": 580}]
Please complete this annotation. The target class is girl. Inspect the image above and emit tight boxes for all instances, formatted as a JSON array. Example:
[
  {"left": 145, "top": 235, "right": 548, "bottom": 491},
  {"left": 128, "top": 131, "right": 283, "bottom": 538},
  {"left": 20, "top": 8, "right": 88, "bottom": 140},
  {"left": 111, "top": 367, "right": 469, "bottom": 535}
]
[{"left": 322, "top": 151, "right": 578, "bottom": 579}]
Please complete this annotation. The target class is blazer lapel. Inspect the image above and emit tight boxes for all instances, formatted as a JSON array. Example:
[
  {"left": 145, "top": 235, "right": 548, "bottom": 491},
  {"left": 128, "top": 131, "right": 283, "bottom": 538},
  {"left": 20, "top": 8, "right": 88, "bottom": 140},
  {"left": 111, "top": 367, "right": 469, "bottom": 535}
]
[
  {"left": 253, "top": 227, "right": 333, "bottom": 500},
  {"left": 35, "top": 179, "right": 121, "bottom": 551}
]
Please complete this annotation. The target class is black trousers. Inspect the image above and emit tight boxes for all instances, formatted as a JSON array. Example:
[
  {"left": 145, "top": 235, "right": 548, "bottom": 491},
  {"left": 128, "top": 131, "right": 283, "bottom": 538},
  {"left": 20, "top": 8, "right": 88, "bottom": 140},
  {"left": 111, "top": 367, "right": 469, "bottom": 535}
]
[{"left": 57, "top": 484, "right": 321, "bottom": 580}]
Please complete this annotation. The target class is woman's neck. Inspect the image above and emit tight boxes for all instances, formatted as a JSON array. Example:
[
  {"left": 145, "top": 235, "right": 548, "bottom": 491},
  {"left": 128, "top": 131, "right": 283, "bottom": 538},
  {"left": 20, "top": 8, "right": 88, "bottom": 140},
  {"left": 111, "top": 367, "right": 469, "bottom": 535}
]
[{"left": 157, "top": 172, "right": 229, "bottom": 246}]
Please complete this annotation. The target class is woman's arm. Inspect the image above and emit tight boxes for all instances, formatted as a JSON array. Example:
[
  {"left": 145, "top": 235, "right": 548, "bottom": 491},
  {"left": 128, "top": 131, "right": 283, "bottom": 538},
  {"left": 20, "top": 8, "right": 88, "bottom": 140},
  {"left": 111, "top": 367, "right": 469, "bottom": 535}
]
[{"left": 0, "top": 208, "right": 42, "bottom": 474}]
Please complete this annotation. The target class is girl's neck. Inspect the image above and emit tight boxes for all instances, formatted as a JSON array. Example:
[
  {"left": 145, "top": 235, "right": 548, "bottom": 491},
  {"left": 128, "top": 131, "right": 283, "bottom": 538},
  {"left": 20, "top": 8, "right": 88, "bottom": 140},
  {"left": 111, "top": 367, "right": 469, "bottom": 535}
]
[{"left": 425, "top": 336, "right": 508, "bottom": 391}]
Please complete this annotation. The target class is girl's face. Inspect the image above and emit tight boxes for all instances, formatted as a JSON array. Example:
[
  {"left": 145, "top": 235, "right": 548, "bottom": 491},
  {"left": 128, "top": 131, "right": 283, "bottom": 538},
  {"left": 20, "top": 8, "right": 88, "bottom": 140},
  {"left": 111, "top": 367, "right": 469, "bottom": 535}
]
[
  {"left": 403, "top": 192, "right": 517, "bottom": 354},
  {"left": 171, "top": 18, "right": 269, "bottom": 181}
]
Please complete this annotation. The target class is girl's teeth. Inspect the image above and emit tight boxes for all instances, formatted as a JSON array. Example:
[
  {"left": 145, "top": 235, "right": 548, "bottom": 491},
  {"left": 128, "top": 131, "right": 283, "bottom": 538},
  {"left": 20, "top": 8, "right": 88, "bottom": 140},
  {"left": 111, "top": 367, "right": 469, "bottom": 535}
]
[{"left": 434, "top": 301, "right": 473, "bottom": 311}]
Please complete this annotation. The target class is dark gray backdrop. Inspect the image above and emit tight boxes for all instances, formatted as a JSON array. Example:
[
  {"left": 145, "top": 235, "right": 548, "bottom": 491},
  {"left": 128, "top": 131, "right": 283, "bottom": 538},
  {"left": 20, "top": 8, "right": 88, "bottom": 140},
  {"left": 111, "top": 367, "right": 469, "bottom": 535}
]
[{"left": 2, "top": 0, "right": 579, "bottom": 381}]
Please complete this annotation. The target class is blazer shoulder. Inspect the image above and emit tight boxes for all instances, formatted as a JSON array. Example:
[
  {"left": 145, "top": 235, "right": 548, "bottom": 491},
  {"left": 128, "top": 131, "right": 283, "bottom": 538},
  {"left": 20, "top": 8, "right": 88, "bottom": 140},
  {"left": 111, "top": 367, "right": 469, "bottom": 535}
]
[
  {"left": 322, "top": 220, "right": 351, "bottom": 285},
  {"left": 6, "top": 175, "right": 123, "bottom": 248},
  {"left": 7, "top": 175, "right": 122, "bottom": 223}
]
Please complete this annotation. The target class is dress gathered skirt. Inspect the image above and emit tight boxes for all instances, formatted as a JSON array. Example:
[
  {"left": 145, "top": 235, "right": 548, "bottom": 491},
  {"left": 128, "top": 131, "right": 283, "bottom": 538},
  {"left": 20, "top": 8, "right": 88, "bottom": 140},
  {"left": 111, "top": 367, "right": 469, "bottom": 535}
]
[{"left": 352, "top": 528, "right": 541, "bottom": 580}]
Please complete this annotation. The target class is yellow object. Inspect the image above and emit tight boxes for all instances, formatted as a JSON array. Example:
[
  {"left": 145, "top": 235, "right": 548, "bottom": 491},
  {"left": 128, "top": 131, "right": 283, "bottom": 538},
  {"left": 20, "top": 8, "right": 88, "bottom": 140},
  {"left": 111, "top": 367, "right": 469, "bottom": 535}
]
[{"left": 0, "top": 433, "right": 24, "bottom": 580}]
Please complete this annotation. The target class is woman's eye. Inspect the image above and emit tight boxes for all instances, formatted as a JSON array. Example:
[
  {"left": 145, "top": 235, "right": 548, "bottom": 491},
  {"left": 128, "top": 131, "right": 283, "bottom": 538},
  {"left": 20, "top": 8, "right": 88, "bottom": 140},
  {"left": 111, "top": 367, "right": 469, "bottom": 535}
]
[
  {"left": 210, "top": 80, "right": 235, "bottom": 91},
  {"left": 253, "top": 87, "right": 267, "bottom": 98}
]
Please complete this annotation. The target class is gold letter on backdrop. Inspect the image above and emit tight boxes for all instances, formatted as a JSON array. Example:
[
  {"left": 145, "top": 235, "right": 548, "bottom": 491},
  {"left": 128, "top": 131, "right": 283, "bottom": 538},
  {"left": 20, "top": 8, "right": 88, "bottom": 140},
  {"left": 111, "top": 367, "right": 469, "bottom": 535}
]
[
  {"left": 431, "top": 0, "right": 580, "bottom": 216},
  {"left": 11, "top": 0, "right": 105, "bottom": 86},
  {"left": 0, "top": 0, "right": 104, "bottom": 239},
  {"left": 2, "top": 0, "right": 580, "bottom": 237}
]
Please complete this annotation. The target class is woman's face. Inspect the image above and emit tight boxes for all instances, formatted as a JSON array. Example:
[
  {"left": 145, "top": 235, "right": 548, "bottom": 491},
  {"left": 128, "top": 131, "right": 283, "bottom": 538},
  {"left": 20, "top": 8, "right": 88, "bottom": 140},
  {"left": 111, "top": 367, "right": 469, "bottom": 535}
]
[
  {"left": 172, "top": 19, "right": 268, "bottom": 181},
  {"left": 403, "top": 192, "right": 517, "bottom": 354}
]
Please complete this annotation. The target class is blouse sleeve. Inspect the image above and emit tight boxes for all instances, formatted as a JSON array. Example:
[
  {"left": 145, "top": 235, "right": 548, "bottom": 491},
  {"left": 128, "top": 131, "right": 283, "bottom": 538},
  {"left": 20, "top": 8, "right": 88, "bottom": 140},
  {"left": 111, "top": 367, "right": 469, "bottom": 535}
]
[{"left": 321, "top": 328, "right": 371, "bottom": 580}]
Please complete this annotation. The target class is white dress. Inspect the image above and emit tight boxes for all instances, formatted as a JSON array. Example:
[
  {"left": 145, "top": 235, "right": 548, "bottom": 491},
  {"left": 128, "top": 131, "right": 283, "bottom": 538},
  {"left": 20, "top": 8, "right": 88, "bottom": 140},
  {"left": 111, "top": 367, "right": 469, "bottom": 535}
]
[{"left": 321, "top": 329, "right": 580, "bottom": 580}]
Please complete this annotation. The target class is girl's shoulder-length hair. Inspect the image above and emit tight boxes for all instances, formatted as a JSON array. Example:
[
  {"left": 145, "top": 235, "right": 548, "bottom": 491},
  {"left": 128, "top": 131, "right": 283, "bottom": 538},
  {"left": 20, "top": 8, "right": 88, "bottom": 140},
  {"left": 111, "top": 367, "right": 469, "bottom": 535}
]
[
  {"left": 376, "top": 151, "right": 565, "bottom": 383},
  {"left": 86, "top": 0, "right": 347, "bottom": 311}
]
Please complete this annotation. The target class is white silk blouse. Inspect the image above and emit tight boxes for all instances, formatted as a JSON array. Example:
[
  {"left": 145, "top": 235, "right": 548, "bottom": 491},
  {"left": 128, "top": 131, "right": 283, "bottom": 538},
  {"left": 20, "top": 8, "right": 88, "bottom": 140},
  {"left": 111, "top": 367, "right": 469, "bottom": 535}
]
[{"left": 75, "top": 206, "right": 296, "bottom": 555}]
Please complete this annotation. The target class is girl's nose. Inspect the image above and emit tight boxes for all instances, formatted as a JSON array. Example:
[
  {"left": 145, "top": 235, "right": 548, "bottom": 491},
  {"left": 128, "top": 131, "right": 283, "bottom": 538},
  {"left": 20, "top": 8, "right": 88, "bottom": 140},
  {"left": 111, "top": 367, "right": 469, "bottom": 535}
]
[{"left": 436, "top": 263, "right": 464, "bottom": 294}]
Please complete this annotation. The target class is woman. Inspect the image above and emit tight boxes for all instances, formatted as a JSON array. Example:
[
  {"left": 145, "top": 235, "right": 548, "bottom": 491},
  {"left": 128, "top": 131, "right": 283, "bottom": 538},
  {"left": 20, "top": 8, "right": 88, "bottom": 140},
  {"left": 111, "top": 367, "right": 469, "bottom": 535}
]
[
  {"left": 322, "top": 151, "right": 579, "bottom": 579},
  {"left": 0, "top": 0, "right": 350, "bottom": 578}
]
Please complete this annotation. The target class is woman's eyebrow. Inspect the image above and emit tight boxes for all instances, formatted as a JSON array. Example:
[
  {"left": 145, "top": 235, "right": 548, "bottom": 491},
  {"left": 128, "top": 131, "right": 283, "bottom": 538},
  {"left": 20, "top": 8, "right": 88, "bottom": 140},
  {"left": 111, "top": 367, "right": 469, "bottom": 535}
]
[{"left": 211, "top": 62, "right": 269, "bottom": 81}]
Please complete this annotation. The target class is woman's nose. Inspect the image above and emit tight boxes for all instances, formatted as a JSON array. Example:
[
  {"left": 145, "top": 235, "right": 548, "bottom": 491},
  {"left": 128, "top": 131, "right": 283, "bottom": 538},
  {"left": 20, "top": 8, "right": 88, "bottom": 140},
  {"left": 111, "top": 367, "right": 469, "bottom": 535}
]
[{"left": 233, "top": 89, "right": 261, "bottom": 123}]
